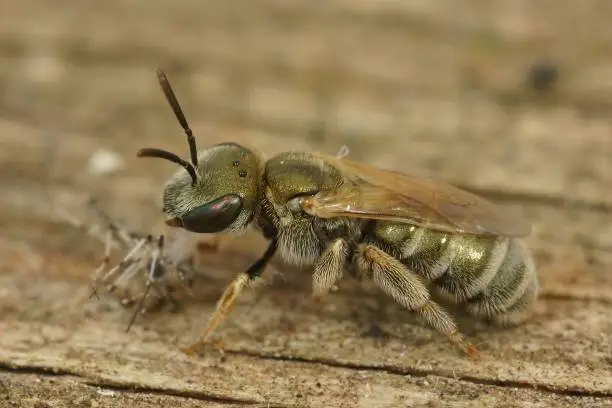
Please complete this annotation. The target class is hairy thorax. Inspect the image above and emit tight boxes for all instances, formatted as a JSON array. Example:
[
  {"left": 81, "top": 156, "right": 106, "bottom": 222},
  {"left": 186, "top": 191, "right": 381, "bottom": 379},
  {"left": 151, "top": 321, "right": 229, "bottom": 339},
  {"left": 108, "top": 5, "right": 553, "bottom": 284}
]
[
  {"left": 258, "top": 187, "right": 322, "bottom": 267},
  {"left": 258, "top": 185, "right": 365, "bottom": 268},
  {"left": 259, "top": 151, "right": 351, "bottom": 268}
]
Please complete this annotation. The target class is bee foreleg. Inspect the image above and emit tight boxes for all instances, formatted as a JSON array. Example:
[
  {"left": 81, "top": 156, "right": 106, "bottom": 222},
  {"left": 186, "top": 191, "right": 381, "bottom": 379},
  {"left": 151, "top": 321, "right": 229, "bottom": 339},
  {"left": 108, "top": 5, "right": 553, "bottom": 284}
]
[
  {"left": 356, "top": 244, "right": 479, "bottom": 358},
  {"left": 312, "top": 238, "right": 347, "bottom": 298},
  {"left": 182, "top": 238, "right": 278, "bottom": 356}
]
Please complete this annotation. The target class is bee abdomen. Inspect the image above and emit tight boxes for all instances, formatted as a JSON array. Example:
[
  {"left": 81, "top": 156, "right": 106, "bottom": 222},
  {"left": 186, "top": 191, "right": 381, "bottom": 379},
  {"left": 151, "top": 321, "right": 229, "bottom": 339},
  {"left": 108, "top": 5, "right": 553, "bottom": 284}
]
[
  {"left": 464, "top": 239, "right": 537, "bottom": 325},
  {"left": 420, "top": 233, "right": 510, "bottom": 303},
  {"left": 370, "top": 224, "right": 455, "bottom": 281},
  {"left": 366, "top": 222, "right": 538, "bottom": 324}
]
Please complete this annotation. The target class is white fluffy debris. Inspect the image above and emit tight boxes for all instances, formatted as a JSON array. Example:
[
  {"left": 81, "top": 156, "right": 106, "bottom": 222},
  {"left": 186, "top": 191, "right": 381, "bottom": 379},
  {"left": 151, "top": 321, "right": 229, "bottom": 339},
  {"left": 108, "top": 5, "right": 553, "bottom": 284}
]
[
  {"left": 336, "top": 144, "right": 350, "bottom": 159},
  {"left": 88, "top": 148, "right": 125, "bottom": 176}
]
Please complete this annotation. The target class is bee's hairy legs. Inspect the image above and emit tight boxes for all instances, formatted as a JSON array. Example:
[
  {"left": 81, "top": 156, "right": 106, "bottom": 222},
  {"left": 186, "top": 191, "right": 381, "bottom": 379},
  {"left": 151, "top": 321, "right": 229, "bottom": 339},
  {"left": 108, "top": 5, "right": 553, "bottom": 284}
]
[{"left": 356, "top": 244, "right": 479, "bottom": 358}]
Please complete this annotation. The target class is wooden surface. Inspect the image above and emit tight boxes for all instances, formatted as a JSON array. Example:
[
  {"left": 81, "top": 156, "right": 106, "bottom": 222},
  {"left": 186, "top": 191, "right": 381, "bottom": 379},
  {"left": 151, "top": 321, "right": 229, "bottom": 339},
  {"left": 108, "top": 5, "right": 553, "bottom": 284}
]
[{"left": 1, "top": 1, "right": 611, "bottom": 407}]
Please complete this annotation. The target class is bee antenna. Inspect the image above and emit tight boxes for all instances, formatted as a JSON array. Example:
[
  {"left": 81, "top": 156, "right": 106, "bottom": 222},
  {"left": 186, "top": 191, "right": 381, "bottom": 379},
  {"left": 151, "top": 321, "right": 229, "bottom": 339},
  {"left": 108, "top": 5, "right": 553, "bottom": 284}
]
[
  {"left": 156, "top": 68, "right": 199, "bottom": 168},
  {"left": 137, "top": 148, "right": 198, "bottom": 186}
]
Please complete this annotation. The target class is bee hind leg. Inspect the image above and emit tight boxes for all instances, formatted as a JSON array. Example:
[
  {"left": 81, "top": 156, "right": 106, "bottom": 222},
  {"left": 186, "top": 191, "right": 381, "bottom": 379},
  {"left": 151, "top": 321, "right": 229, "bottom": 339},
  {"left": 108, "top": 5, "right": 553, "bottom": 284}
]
[
  {"left": 182, "top": 239, "right": 278, "bottom": 356},
  {"left": 356, "top": 244, "right": 479, "bottom": 358}
]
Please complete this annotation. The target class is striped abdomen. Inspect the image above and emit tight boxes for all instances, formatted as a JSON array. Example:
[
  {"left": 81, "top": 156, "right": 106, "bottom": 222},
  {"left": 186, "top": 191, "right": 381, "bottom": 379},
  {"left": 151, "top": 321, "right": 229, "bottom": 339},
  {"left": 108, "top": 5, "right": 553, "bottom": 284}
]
[{"left": 369, "top": 221, "right": 538, "bottom": 325}]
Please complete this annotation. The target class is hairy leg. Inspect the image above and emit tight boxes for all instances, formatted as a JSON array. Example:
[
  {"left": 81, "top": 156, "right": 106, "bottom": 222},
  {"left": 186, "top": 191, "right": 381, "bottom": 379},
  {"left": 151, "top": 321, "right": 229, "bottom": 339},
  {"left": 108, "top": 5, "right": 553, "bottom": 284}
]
[
  {"left": 356, "top": 244, "right": 479, "bottom": 358},
  {"left": 182, "top": 239, "right": 278, "bottom": 355},
  {"left": 312, "top": 238, "right": 347, "bottom": 298}
]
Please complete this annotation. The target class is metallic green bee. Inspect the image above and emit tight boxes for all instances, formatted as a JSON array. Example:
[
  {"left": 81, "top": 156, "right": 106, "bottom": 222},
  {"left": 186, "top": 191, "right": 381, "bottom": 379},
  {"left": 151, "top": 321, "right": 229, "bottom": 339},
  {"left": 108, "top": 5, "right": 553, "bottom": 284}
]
[{"left": 137, "top": 69, "right": 538, "bottom": 357}]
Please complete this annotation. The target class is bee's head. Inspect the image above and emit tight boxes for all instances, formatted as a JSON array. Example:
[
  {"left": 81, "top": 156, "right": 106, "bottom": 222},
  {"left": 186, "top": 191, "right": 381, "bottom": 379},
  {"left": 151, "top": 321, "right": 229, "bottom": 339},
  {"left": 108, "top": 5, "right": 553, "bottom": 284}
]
[{"left": 137, "top": 70, "right": 261, "bottom": 234}]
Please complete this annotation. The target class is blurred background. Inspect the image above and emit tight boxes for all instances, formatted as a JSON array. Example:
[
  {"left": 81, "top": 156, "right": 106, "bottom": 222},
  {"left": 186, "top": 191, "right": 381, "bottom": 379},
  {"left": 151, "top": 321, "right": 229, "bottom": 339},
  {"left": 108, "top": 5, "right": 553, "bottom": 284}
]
[
  {"left": 1, "top": 1, "right": 612, "bottom": 405},
  {"left": 2, "top": 0, "right": 612, "bottom": 265}
]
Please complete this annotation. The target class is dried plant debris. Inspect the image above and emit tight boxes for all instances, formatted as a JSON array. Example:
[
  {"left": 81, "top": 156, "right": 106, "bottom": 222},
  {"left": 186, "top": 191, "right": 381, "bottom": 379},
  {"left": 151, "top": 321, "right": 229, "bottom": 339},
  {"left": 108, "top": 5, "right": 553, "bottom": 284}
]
[{"left": 57, "top": 198, "right": 197, "bottom": 331}]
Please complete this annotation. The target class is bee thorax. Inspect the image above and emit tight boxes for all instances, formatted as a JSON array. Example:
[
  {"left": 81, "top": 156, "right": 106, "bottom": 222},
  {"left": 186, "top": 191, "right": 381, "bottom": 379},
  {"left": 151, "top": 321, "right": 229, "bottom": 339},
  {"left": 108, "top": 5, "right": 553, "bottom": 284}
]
[{"left": 277, "top": 227, "right": 322, "bottom": 267}]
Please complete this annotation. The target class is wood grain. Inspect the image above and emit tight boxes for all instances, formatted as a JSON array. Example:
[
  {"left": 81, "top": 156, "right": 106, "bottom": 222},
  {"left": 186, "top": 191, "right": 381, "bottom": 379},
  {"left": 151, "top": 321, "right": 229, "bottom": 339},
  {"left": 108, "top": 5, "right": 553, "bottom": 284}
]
[{"left": 1, "top": 1, "right": 611, "bottom": 407}]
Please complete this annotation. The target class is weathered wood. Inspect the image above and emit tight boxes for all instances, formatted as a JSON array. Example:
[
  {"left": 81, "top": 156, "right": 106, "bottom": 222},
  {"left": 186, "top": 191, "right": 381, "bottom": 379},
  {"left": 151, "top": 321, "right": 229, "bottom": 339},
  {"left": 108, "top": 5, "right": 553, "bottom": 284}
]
[{"left": 1, "top": 1, "right": 611, "bottom": 407}]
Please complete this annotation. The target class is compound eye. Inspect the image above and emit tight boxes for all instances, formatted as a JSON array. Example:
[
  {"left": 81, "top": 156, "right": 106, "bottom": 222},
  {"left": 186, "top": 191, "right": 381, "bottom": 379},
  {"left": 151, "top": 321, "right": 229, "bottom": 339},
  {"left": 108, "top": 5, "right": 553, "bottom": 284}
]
[{"left": 167, "top": 194, "right": 243, "bottom": 233}]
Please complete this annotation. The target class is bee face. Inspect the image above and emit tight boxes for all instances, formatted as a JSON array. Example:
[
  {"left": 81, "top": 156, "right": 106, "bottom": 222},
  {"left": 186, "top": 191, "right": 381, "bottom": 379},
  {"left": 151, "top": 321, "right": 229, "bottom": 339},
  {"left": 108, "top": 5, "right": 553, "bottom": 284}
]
[
  {"left": 137, "top": 71, "right": 264, "bottom": 235},
  {"left": 162, "top": 142, "right": 261, "bottom": 234}
]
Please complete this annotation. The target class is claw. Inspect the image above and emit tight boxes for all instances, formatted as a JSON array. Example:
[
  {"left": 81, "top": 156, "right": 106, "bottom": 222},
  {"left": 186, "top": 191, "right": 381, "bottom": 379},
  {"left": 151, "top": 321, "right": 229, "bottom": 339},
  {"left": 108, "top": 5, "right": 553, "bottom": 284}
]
[{"left": 466, "top": 343, "right": 481, "bottom": 360}]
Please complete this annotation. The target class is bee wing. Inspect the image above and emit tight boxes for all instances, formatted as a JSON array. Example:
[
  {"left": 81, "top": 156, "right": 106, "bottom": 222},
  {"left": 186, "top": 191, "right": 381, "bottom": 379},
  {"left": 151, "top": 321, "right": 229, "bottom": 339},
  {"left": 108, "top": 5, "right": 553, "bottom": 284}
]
[{"left": 302, "top": 156, "right": 532, "bottom": 237}]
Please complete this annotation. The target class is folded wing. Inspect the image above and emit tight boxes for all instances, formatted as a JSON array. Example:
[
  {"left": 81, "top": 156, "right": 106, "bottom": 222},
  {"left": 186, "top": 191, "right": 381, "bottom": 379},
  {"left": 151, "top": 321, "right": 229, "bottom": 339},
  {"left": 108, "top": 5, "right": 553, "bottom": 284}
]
[{"left": 302, "top": 156, "right": 532, "bottom": 238}]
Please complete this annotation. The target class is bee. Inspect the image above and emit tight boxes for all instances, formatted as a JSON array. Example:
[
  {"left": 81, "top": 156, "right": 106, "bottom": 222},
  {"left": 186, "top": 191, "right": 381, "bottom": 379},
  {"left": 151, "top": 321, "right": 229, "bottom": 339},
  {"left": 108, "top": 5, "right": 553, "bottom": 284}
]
[{"left": 137, "top": 69, "right": 538, "bottom": 357}]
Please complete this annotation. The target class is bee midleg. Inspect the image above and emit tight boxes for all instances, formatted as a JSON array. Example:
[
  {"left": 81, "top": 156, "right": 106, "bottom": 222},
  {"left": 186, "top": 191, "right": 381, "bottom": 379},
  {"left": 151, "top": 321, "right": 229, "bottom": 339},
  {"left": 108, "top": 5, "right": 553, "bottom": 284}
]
[
  {"left": 312, "top": 238, "right": 347, "bottom": 298},
  {"left": 356, "top": 244, "right": 478, "bottom": 356}
]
